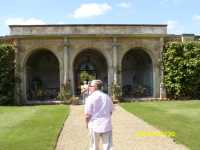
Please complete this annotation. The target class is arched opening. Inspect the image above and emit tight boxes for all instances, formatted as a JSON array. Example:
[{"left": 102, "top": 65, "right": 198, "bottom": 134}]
[
  {"left": 122, "top": 48, "right": 153, "bottom": 98},
  {"left": 73, "top": 49, "right": 108, "bottom": 95},
  {"left": 26, "top": 49, "right": 60, "bottom": 100}
]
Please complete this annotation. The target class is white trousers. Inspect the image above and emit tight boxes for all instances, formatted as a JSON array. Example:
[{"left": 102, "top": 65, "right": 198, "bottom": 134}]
[{"left": 89, "top": 128, "right": 113, "bottom": 150}]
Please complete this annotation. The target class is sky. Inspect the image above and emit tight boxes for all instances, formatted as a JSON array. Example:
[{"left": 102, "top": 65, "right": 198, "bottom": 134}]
[{"left": 0, "top": 0, "right": 200, "bottom": 36}]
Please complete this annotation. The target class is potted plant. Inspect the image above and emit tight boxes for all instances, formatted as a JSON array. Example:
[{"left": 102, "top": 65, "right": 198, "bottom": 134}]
[
  {"left": 111, "top": 82, "right": 121, "bottom": 103},
  {"left": 57, "top": 82, "right": 72, "bottom": 104}
]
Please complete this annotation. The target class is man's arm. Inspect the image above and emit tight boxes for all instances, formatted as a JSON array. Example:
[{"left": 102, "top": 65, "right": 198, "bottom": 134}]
[
  {"left": 109, "top": 96, "right": 114, "bottom": 115},
  {"left": 81, "top": 87, "right": 86, "bottom": 94},
  {"left": 85, "top": 113, "right": 91, "bottom": 128},
  {"left": 84, "top": 97, "right": 93, "bottom": 129}
]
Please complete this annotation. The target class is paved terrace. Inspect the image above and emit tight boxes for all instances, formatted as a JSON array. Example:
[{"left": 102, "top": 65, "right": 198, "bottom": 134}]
[{"left": 56, "top": 104, "right": 187, "bottom": 150}]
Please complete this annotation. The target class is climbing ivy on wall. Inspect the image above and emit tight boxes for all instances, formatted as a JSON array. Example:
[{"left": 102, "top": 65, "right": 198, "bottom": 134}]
[
  {"left": 0, "top": 44, "right": 15, "bottom": 105},
  {"left": 163, "top": 42, "right": 200, "bottom": 99}
]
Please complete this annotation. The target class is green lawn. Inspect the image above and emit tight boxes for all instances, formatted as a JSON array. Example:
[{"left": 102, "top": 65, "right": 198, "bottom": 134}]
[
  {"left": 0, "top": 105, "right": 69, "bottom": 150},
  {"left": 120, "top": 100, "right": 200, "bottom": 150}
]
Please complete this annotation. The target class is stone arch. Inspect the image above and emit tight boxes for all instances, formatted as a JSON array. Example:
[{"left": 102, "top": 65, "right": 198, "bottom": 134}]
[
  {"left": 24, "top": 49, "right": 60, "bottom": 100},
  {"left": 120, "top": 46, "right": 156, "bottom": 68},
  {"left": 22, "top": 48, "right": 62, "bottom": 72},
  {"left": 70, "top": 47, "right": 112, "bottom": 71},
  {"left": 73, "top": 48, "right": 108, "bottom": 95},
  {"left": 121, "top": 47, "right": 154, "bottom": 98}
]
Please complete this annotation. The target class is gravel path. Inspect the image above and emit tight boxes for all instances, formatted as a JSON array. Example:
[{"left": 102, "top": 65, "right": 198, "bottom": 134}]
[{"left": 55, "top": 105, "right": 188, "bottom": 150}]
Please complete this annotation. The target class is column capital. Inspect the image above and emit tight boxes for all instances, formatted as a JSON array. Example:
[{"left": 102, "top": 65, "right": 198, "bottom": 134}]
[
  {"left": 64, "top": 37, "right": 70, "bottom": 48},
  {"left": 13, "top": 39, "right": 21, "bottom": 52},
  {"left": 13, "top": 39, "right": 19, "bottom": 46},
  {"left": 160, "top": 37, "right": 164, "bottom": 42},
  {"left": 112, "top": 37, "right": 120, "bottom": 48},
  {"left": 112, "top": 37, "right": 117, "bottom": 42}
]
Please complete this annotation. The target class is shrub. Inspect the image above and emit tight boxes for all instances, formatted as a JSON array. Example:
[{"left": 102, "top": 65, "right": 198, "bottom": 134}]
[
  {"left": 80, "top": 71, "right": 96, "bottom": 84},
  {"left": 163, "top": 42, "right": 200, "bottom": 99},
  {"left": 57, "top": 82, "right": 72, "bottom": 104},
  {"left": 111, "top": 82, "right": 122, "bottom": 101},
  {"left": 0, "top": 44, "right": 15, "bottom": 105}
]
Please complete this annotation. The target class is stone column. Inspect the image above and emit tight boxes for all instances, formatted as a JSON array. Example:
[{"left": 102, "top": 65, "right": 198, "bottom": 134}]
[
  {"left": 159, "top": 38, "right": 167, "bottom": 99},
  {"left": 63, "top": 37, "right": 75, "bottom": 96},
  {"left": 111, "top": 37, "right": 120, "bottom": 102},
  {"left": 14, "top": 39, "right": 21, "bottom": 105},
  {"left": 108, "top": 66, "right": 113, "bottom": 95},
  {"left": 63, "top": 37, "right": 70, "bottom": 85},
  {"left": 112, "top": 37, "right": 118, "bottom": 84}
]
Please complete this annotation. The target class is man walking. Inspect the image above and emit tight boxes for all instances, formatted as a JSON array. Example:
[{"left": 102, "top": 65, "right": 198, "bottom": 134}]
[{"left": 85, "top": 80, "right": 114, "bottom": 150}]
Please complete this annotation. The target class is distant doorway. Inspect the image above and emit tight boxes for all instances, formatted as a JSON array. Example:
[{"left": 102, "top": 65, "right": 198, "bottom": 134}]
[
  {"left": 73, "top": 49, "right": 108, "bottom": 95},
  {"left": 122, "top": 48, "right": 153, "bottom": 98},
  {"left": 26, "top": 49, "right": 60, "bottom": 100}
]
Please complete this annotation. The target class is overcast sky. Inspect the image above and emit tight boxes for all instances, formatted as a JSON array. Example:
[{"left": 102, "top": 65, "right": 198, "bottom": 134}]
[{"left": 0, "top": 0, "right": 200, "bottom": 35}]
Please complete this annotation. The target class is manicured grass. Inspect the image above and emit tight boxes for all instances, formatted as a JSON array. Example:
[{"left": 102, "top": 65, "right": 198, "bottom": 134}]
[
  {"left": 120, "top": 100, "right": 200, "bottom": 150},
  {"left": 0, "top": 105, "right": 69, "bottom": 150}
]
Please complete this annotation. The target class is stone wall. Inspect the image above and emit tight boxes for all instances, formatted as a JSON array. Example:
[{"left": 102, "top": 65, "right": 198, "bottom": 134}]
[
  {"left": 13, "top": 35, "right": 163, "bottom": 102},
  {"left": 9, "top": 24, "right": 167, "bottom": 36},
  {"left": 6, "top": 24, "right": 168, "bottom": 102}
]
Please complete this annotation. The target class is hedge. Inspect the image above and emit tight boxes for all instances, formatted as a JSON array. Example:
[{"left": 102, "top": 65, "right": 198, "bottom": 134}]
[
  {"left": 0, "top": 44, "right": 15, "bottom": 105},
  {"left": 163, "top": 42, "right": 200, "bottom": 99}
]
